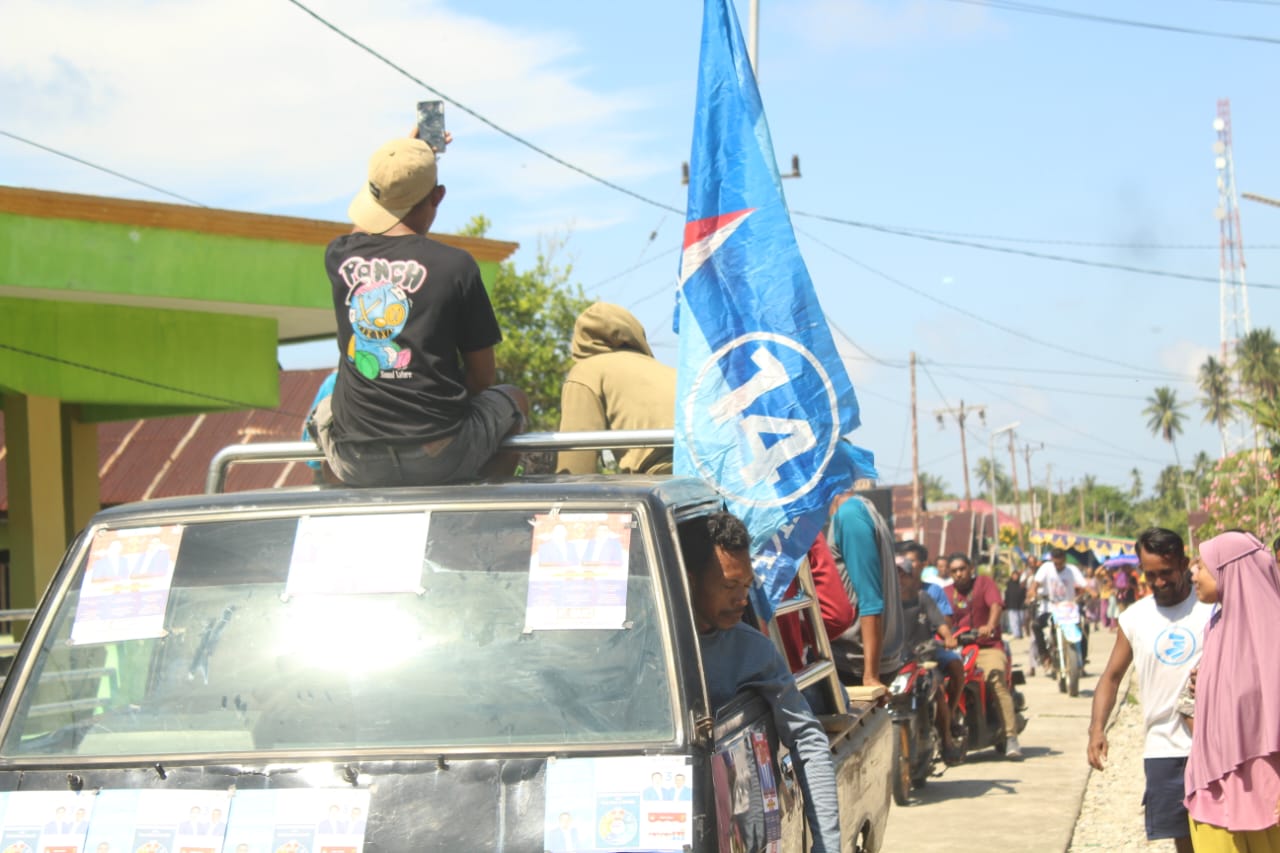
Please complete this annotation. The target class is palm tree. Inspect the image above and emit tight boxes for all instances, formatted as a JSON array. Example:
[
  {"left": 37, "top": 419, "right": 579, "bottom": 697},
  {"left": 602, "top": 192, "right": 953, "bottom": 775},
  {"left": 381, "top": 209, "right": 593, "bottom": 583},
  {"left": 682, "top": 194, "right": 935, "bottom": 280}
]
[
  {"left": 1236, "top": 328, "right": 1280, "bottom": 402},
  {"left": 1197, "top": 355, "right": 1232, "bottom": 456},
  {"left": 1144, "top": 386, "right": 1190, "bottom": 516},
  {"left": 1129, "top": 467, "right": 1143, "bottom": 500},
  {"left": 973, "top": 458, "right": 1010, "bottom": 500},
  {"left": 1144, "top": 386, "right": 1187, "bottom": 469}
]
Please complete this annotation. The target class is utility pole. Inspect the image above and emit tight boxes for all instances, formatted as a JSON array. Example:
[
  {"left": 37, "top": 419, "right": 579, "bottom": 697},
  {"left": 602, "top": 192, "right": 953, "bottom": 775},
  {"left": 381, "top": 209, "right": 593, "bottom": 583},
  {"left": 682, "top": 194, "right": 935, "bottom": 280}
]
[
  {"left": 935, "top": 400, "right": 986, "bottom": 507},
  {"left": 1046, "top": 463, "right": 1054, "bottom": 519},
  {"left": 1023, "top": 442, "right": 1043, "bottom": 527},
  {"left": 1005, "top": 429, "right": 1022, "bottom": 533},
  {"left": 747, "top": 0, "right": 760, "bottom": 76},
  {"left": 910, "top": 352, "right": 921, "bottom": 541},
  {"left": 1078, "top": 484, "right": 1086, "bottom": 530}
]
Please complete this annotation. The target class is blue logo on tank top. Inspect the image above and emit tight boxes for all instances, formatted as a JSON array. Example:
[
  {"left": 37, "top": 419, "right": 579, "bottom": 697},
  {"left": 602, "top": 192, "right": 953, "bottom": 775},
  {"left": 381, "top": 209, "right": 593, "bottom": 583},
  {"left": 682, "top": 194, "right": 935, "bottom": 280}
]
[{"left": 1154, "top": 626, "right": 1197, "bottom": 666}]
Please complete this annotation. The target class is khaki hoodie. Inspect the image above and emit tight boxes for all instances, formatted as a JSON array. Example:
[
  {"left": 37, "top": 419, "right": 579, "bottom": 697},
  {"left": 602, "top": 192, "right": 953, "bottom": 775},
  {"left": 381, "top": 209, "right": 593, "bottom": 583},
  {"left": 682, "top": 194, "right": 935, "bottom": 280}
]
[{"left": 557, "top": 303, "right": 676, "bottom": 474}]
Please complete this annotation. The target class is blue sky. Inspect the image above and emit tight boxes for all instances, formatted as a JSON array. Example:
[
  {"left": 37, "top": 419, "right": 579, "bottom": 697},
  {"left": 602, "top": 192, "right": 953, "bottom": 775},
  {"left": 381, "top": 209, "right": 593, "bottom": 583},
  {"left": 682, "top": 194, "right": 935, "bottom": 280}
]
[{"left": 3, "top": 0, "right": 1277, "bottom": 499}]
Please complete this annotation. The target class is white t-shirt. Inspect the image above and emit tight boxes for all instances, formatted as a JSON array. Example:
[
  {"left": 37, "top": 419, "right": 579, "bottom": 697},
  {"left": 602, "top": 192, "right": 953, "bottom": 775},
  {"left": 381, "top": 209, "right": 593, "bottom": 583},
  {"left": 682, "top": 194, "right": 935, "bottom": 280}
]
[
  {"left": 1118, "top": 592, "right": 1214, "bottom": 758},
  {"left": 1033, "top": 563, "right": 1086, "bottom": 603}
]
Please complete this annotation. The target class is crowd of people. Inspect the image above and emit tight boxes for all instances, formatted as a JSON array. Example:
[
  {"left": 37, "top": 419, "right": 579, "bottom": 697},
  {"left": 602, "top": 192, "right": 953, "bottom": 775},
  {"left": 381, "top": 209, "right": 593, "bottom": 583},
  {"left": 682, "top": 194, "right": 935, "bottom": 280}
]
[{"left": 305, "top": 132, "right": 1280, "bottom": 852}]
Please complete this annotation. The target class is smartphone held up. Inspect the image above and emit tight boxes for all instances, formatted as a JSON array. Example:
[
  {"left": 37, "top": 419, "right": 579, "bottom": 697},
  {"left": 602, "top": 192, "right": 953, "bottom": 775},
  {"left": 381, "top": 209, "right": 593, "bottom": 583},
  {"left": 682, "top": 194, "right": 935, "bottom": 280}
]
[{"left": 416, "top": 101, "right": 447, "bottom": 154}]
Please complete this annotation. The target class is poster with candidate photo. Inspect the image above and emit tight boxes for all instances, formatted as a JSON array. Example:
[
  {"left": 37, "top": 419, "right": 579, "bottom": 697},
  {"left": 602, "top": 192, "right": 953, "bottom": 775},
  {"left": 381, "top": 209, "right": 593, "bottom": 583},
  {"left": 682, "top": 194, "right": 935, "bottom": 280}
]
[
  {"left": 77, "top": 789, "right": 229, "bottom": 853},
  {"left": 525, "top": 513, "right": 632, "bottom": 631},
  {"left": 71, "top": 525, "right": 184, "bottom": 645},
  {"left": 222, "top": 789, "right": 369, "bottom": 853},
  {"left": 0, "top": 790, "right": 95, "bottom": 853},
  {"left": 544, "top": 755, "right": 691, "bottom": 852}
]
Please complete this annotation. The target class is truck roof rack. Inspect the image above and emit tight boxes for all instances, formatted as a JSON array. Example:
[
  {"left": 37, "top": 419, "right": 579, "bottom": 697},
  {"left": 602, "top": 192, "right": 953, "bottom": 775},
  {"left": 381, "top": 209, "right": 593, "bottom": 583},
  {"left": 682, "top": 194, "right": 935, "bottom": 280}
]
[{"left": 204, "top": 428, "right": 676, "bottom": 495}]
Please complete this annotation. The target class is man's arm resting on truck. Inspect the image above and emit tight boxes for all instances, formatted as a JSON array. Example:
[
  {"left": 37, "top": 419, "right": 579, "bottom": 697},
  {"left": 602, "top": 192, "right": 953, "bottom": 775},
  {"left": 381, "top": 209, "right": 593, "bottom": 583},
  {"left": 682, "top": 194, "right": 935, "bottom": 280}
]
[
  {"left": 1088, "top": 625, "right": 1134, "bottom": 770},
  {"left": 758, "top": 641, "right": 843, "bottom": 853}
]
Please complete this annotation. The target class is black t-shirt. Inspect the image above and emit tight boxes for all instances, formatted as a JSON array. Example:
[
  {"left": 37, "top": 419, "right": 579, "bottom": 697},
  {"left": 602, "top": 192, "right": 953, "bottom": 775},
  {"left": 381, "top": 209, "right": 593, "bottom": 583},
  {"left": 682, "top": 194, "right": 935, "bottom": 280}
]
[
  {"left": 1004, "top": 578, "right": 1027, "bottom": 610},
  {"left": 325, "top": 232, "right": 502, "bottom": 445}
]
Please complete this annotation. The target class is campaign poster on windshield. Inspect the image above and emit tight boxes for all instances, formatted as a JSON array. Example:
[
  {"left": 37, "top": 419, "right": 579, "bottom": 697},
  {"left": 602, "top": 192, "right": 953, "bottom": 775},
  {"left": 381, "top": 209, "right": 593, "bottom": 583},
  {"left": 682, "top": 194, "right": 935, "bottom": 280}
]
[
  {"left": 70, "top": 525, "right": 184, "bottom": 645},
  {"left": 76, "top": 789, "right": 229, "bottom": 853},
  {"left": 544, "top": 755, "right": 692, "bottom": 851},
  {"left": 0, "top": 790, "right": 96, "bottom": 853},
  {"left": 525, "top": 512, "right": 631, "bottom": 631},
  {"left": 285, "top": 513, "right": 429, "bottom": 597},
  {"left": 220, "top": 788, "right": 371, "bottom": 853}
]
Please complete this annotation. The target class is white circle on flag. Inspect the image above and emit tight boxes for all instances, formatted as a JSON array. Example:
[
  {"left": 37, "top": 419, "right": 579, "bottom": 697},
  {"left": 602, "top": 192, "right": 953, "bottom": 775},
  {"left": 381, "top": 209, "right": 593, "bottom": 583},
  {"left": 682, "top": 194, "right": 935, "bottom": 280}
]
[{"left": 682, "top": 331, "right": 840, "bottom": 509}]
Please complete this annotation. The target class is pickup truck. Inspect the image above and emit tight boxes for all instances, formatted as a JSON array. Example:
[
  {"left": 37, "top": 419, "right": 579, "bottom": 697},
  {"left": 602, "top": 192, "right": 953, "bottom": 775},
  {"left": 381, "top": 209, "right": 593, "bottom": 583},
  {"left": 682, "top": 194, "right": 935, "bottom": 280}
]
[{"left": 0, "top": 434, "right": 891, "bottom": 852}]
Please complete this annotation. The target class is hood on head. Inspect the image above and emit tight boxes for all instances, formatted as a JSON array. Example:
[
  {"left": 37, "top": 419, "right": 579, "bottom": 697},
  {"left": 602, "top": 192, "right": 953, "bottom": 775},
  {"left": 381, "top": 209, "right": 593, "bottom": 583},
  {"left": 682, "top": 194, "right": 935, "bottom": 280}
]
[
  {"left": 1199, "top": 530, "right": 1266, "bottom": 581},
  {"left": 572, "top": 302, "right": 654, "bottom": 360}
]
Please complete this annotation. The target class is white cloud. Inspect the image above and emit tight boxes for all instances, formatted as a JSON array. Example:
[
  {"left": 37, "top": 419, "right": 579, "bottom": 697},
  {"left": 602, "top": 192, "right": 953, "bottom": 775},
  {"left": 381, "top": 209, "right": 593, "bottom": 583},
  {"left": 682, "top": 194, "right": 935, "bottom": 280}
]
[
  {"left": 1157, "top": 338, "right": 1211, "bottom": 382},
  {"left": 0, "top": 0, "right": 664, "bottom": 214}
]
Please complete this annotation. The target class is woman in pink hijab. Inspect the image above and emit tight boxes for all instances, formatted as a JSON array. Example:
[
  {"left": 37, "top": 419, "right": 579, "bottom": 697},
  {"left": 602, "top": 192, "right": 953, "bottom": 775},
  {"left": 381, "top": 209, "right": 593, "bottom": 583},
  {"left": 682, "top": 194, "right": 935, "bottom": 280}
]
[{"left": 1184, "top": 530, "right": 1280, "bottom": 851}]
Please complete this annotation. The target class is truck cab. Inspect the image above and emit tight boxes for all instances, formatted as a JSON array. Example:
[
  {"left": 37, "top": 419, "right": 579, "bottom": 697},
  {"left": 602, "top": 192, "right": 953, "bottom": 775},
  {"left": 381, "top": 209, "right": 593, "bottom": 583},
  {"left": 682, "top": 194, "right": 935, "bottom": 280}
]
[{"left": 0, "top": 453, "right": 890, "bottom": 851}]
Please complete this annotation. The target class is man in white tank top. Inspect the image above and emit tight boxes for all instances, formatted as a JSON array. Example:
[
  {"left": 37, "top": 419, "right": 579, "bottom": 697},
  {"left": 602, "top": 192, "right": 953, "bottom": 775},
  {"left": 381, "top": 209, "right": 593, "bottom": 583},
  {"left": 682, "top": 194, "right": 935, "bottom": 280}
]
[{"left": 1087, "top": 528, "right": 1213, "bottom": 853}]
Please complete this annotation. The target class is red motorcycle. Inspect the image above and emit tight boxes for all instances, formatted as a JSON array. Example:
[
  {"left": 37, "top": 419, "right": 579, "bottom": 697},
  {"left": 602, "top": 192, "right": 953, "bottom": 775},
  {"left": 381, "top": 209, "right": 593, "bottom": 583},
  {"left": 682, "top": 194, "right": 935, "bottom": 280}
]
[
  {"left": 886, "top": 642, "right": 943, "bottom": 804},
  {"left": 944, "top": 630, "right": 1028, "bottom": 759}
]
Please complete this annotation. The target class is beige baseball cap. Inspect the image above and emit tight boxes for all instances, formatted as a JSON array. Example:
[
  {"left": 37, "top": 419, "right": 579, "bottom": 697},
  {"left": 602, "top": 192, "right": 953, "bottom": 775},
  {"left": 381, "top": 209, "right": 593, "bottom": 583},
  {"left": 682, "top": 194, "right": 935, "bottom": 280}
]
[{"left": 347, "top": 138, "right": 438, "bottom": 234}]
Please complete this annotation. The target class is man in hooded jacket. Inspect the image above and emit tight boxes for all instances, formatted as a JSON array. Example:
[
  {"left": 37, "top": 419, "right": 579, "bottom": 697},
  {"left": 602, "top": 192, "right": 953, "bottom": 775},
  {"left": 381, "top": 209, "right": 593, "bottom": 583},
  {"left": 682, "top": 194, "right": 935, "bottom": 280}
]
[{"left": 556, "top": 302, "right": 676, "bottom": 475}]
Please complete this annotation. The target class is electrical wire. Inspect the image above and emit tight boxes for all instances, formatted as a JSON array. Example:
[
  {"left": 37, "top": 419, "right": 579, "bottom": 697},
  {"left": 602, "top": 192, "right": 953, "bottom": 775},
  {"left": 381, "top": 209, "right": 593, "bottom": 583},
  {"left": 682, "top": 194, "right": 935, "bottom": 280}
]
[
  {"left": 284, "top": 0, "right": 682, "bottom": 215},
  {"left": 936, "top": 0, "right": 1280, "bottom": 45},
  {"left": 795, "top": 211, "right": 1280, "bottom": 291},
  {"left": 926, "top": 366, "right": 1151, "bottom": 401},
  {"left": 833, "top": 220, "right": 1280, "bottom": 251},
  {"left": 0, "top": 130, "right": 206, "bottom": 207},
  {"left": 0, "top": 342, "right": 308, "bottom": 416},
  {"left": 797, "top": 229, "right": 1188, "bottom": 378}
]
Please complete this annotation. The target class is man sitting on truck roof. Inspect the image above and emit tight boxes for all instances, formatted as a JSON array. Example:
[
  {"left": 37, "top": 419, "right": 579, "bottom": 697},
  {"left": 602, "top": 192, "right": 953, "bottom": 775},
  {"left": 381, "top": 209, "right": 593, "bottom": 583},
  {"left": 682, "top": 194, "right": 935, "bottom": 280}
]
[{"left": 678, "top": 511, "right": 841, "bottom": 853}]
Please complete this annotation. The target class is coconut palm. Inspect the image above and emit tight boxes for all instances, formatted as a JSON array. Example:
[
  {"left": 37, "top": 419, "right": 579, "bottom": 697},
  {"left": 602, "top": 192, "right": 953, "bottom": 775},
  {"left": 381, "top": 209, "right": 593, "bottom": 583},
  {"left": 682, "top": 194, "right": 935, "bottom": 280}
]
[
  {"left": 1129, "top": 467, "right": 1143, "bottom": 500},
  {"left": 1236, "top": 328, "right": 1280, "bottom": 403},
  {"left": 1197, "top": 355, "right": 1232, "bottom": 456},
  {"left": 1144, "top": 387, "right": 1186, "bottom": 464},
  {"left": 1144, "top": 387, "right": 1188, "bottom": 514}
]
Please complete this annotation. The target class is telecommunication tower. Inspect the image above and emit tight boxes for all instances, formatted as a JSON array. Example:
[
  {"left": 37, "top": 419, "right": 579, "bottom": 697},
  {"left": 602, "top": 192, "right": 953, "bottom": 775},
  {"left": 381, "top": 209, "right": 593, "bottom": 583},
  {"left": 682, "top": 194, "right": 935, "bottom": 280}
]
[
  {"left": 1214, "top": 101, "right": 1251, "bottom": 364},
  {"left": 1213, "top": 99, "right": 1252, "bottom": 452}
]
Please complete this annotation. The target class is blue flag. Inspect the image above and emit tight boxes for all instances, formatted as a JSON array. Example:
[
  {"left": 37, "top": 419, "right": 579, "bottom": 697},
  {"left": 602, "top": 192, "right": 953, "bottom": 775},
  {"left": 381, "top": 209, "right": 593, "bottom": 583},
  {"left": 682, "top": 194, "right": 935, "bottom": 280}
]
[{"left": 675, "top": 0, "right": 875, "bottom": 620}]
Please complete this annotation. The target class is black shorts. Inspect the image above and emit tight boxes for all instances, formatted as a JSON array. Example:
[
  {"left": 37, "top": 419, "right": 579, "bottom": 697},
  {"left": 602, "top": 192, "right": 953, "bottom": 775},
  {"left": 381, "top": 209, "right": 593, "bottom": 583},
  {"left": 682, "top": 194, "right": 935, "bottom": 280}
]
[{"left": 1143, "top": 756, "right": 1190, "bottom": 840}]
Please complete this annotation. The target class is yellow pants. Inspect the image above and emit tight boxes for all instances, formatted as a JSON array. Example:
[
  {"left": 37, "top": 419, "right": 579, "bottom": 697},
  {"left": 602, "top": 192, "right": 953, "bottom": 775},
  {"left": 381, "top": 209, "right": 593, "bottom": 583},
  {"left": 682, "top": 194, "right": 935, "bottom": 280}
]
[{"left": 1190, "top": 818, "right": 1280, "bottom": 853}]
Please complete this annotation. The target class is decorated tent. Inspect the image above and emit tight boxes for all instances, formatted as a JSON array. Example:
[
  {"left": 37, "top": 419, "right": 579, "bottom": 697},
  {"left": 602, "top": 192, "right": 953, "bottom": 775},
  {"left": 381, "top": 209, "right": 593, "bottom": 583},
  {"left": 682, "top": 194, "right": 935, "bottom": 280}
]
[{"left": 1028, "top": 528, "right": 1136, "bottom": 560}]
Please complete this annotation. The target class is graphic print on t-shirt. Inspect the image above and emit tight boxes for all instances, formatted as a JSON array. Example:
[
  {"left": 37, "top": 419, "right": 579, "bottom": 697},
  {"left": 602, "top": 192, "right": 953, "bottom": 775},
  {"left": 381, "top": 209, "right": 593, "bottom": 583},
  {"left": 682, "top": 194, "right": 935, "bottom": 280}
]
[
  {"left": 337, "top": 255, "right": 428, "bottom": 379},
  {"left": 1153, "top": 625, "right": 1198, "bottom": 666}
]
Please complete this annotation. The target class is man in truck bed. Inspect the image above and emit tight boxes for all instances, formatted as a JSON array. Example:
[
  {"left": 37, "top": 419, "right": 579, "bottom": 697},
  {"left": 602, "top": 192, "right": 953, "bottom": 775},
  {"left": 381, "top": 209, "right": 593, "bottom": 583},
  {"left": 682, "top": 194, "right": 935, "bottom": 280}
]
[{"left": 678, "top": 511, "right": 841, "bottom": 853}]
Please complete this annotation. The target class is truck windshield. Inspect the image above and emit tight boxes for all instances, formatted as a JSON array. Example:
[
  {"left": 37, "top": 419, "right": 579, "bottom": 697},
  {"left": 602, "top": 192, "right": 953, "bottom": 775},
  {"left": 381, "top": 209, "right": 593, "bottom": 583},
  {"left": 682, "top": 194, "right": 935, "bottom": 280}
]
[{"left": 1, "top": 508, "right": 676, "bottom": 758}]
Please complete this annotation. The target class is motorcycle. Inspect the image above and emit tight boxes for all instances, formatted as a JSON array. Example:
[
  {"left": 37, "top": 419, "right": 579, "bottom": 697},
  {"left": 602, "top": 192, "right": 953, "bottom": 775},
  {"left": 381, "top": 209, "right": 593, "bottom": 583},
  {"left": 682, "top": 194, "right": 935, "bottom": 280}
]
[
  {"left": 886, "top": 642, "right": 944, "bottom": 804},
  {"left": 946, "top": 631, "right": 1027, "bottom": 757},
  {"left": 1045, "top": 599, "right": 1085, "bottom": 697}
]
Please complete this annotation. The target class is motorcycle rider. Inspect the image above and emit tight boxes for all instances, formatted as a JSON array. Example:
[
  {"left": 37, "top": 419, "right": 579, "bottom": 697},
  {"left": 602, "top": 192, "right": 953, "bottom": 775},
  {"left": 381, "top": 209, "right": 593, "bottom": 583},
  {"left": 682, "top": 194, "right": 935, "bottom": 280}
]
[
  {"left": 945, "top": 554, "right": 1023, "bottom": 760},
  {"left": 901, "top": 542, "right": 965, "bottom": 762},
  {"left": 1029, "top": 548, "right": 1088, "bottom": 672},
  {"left": 899, "top": 557, "right": 965, "bottom": 765}
]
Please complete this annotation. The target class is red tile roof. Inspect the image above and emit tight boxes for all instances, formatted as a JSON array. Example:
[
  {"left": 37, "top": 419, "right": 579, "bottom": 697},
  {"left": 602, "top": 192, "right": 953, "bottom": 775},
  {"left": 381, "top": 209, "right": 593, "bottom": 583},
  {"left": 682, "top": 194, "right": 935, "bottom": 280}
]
[{"left": 1, "top": 369, "right": 333, "bottom": 511}]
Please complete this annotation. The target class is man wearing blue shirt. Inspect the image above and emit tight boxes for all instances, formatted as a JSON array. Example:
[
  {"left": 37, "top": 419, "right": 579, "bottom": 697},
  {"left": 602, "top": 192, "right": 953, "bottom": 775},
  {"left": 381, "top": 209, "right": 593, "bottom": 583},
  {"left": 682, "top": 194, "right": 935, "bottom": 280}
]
[{"left": 679, "top": 512, "right": 841, "bottom": 853}]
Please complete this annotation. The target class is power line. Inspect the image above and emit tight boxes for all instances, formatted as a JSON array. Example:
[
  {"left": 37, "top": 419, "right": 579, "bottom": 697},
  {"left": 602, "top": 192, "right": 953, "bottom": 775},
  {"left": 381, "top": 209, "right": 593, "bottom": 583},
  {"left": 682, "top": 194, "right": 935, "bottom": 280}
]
[
  {"left": 795, "top": 211, "right": 1280, "bottom": 290},
  {"left": 927, "top": 366, "right": 1151, "bottom": 401},
  {"left": 0, "top": 341, "right": 306, "bottom": 415},
  {"left": 936, "top": 0, "right": 1280, "bottom": 45},
  {"left": 0, "top": 130, "right": 206, "bottom": 207},
  {"left": 588, "top": 248, "right": 678, "bottom": 293},
  {"left": 797, "top": 229, "right": 1187, "bottom": 378},
  {"left": 939, "top": 366, "right": 1168, "bottom": 464},
  {"left": 284, "top": 0, "right": 681, "bottom": 215},
  {"left": 838, "top": 220, "right": 1280, "bottom": 251}
]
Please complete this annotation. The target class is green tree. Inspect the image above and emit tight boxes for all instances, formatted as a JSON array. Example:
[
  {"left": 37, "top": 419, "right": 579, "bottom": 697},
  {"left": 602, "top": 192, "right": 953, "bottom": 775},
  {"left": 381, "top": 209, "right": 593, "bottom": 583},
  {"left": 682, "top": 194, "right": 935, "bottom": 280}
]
[
  {"left": 1197, "top": 355, "right": 1232, "bottom": 455},
  {"left": 1236, "top": 327, "right": 1280, "bottom": 403},
  {"left": 1143, "top": 386, "right": 1187, "bottom": 472},
  {"left": 973, "top": 458, "right": 1011, "bottom": 501},
  {"left": 918, "top": 471, "right": 953, "bottom": 505},
  {"left": 1129, "top": 467, "right": 1143, "bottom": 500},
  {"left": 458, "top": 216, "right": 591, "bottom": 430}
]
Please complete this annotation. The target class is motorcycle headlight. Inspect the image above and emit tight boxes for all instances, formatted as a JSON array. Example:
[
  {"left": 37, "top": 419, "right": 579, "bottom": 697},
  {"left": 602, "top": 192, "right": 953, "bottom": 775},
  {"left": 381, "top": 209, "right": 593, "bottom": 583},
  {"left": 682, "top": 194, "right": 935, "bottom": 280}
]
[{"left": 889, "top": 673, "right": 910, "bottom": 694}]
